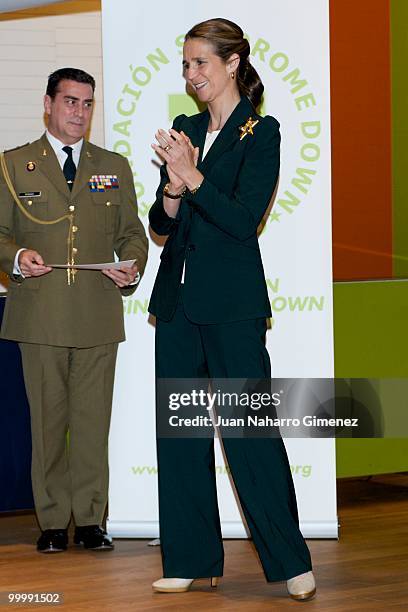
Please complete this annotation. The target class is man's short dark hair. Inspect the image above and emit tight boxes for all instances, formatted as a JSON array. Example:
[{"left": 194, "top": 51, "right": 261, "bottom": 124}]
[{"left": 46, "top": 67, "right": 95, "bottom": 99}]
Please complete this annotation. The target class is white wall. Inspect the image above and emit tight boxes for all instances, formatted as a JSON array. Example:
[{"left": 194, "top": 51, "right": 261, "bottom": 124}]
[{"left": 0, "top": 0, "right": 104, "bottom": 151}]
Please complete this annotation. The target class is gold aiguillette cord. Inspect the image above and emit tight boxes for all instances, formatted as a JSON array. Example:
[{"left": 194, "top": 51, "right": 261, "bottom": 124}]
[{"left": 1, "top": 152, "right": 76, "bottom": 285}]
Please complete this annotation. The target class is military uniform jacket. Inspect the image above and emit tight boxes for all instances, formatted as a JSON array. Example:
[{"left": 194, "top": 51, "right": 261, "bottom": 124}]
[
  {"left": 0, "top": 134, "right": 148, "bottom": 347},
  {"left": 148, "top": 96, "right": 279, "bottom": 324}
]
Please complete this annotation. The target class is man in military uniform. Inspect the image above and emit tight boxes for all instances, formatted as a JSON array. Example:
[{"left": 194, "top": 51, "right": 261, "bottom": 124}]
[{"left": 0, "top": 68, "right": 148, "bottom": 552}]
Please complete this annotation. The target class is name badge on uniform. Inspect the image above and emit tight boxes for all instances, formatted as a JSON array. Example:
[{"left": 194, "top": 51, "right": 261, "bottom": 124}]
[
  {"left": 19, "top": 192, "right": 41, "bottom": 198},
  {"left": 88, "top": 175, "right": 119, "bottom": 192}
]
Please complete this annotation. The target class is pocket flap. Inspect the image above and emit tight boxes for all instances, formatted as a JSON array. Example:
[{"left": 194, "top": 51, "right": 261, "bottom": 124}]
[{"left": 91, "top": 192, "right": 120, "bottom": 206}]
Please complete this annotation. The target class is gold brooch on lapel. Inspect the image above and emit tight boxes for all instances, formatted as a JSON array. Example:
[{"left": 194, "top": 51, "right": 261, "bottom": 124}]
[
  {"left": 239, "top": 116, "right": 259, "bottom": 141},
  {"left": 26, "top": 161, "right": 36, "bottom": 171}
]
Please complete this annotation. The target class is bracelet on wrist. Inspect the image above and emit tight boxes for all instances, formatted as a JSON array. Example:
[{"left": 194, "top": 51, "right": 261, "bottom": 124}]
[
  {"left": 188, "top": 180, "right": 203, "bottom": 195},
  {"left": 163, "top": 183, "right": 186, "bottom": 199}
]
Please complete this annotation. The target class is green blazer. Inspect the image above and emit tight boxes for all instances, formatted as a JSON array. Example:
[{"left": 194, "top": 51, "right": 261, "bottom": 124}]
[
  {"left": 149, "top": 96, "right": 279, "bottom": 324},
  {"left": 0, "top": 134, "right": 148, "bottom": 347}
]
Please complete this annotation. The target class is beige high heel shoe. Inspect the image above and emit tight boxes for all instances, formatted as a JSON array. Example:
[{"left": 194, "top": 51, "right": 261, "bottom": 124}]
[
  {"left": 286, "top": 571, "right": 316, "bottom": 601},
  {"left": 152, "top": 576, "right": 220, "bottom": 593}
]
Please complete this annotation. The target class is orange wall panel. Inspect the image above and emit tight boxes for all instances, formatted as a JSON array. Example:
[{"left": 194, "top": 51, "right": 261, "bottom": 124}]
[{"left": 330, "top": 0, "right": 392, "bottom": 280}]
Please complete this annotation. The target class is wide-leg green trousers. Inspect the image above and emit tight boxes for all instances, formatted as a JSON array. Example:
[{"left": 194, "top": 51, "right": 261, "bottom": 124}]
[{"left": 155, "top": 294, "right": 312, "bottom": 582}]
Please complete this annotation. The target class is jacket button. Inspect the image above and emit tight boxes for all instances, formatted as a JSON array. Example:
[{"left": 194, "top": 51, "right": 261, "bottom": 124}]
[
  {"left": 188, "top": 244, "right": 195, "bottom": 251},
  {"left": 69, "top": 205, "right": 75, "bottom": 212},
  {"left": 72, "top": 225, "right": 78, "bottom": 232}
]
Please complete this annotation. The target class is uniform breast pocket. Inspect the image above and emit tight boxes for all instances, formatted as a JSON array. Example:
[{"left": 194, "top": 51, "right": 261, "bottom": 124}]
[
  {"left": 17, "top": 191, "right": 48, "bottom": 233},
  {"left": 91, "top": 192, "right": 121, "bottom": 234}
]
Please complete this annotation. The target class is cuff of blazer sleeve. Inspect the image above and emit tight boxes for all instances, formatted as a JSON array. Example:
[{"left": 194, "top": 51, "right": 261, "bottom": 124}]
[
  {"left": 120, "top": 283, "right": 138, "bottom": 297},
  {"left": 149, "top": 198, "right": 179, "bottom": 235},
  {"left": 129, "top": 271, "right": 140, "bottom": 286},
  {"left": 185, "top": 178, "right": 212, "bottom": 211}
]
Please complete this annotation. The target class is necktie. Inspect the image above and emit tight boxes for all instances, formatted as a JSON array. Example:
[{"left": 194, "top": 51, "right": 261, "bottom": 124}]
[{"left": 62, "top": 146, "right": 76, "bottom": 190}]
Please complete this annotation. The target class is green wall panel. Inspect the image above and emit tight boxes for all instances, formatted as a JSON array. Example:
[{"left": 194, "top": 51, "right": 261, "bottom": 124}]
[{"left": 334, "top": 280, "right": 408, "bottom": 476}]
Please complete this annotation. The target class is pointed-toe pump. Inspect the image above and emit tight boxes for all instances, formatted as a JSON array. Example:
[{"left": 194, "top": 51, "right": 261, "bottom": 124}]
[{"left": 152, "top": 576, "right": 220, "bottom": 593}]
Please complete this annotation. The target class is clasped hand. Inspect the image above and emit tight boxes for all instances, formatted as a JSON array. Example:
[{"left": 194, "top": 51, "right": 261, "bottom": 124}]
[{"left": 151, "top": 128, "right": 201, "bottom": 189}]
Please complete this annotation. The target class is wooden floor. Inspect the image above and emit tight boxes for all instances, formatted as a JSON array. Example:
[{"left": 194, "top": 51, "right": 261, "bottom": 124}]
[{"left": 1, "top": 475, "right": 407, "bottom": 611}]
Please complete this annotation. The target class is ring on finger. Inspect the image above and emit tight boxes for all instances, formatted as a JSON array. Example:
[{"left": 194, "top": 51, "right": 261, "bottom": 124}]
[{"left": 164, "top": 144, "right": 172, "bottom": 152}]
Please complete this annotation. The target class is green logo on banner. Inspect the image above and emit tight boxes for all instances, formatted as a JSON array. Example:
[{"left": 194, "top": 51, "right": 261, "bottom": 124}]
[
  {"left": 131, "top": 463, "right": 311, "bottom": 477},
  {"left": 168, "top": 93, "right": 200, "bottom": 120},
  {"left": 123, "top": 297, "right": 149, "bottom": 316},
  {"left": 291, "top": 464, "right": 312, "bottom": 478},
  {"left": 131, "top": 464, "right": 231, "bottom": 475},
  {"left": 266, "top": 278, "right": 325, "bottom": 315}
]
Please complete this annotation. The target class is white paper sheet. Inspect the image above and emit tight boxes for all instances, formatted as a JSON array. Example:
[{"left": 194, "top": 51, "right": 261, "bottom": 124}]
[{"left": 47, "top": 259, "right": 136, "bottom": 270}]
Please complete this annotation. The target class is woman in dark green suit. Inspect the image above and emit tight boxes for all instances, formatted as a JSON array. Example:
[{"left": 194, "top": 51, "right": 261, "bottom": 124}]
[{"left": 149, "top": 18, "right": 316, "bottom": 601}]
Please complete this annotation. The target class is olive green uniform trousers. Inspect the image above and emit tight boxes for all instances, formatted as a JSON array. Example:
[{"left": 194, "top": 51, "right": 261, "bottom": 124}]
[{"left": 19, "top": 342, "right": 118, "bottom": 530}]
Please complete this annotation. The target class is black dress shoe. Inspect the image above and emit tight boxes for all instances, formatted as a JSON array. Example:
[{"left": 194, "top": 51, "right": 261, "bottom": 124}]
[
  {"left": 37, "top": 529, "right": 68, "bottom": 553},
  {"left": 74, "top": 525, "right": 114, "bottom": 550}
]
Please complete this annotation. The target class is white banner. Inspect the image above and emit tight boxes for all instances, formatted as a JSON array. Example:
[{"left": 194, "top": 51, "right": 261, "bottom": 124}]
[{"left": 103, "top": 0, "right": 337, "bottom": 538}]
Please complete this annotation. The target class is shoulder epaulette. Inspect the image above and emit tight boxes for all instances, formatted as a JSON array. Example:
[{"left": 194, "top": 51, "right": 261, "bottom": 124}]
[
  {"left": 3, "top": 142, "right": 30, "bottom": 154},
  {"left": 86, "top": 141, "right": 121, "bottom": 157}
]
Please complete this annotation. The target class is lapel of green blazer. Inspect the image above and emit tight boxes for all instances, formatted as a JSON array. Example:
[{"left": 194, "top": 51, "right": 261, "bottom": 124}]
[
  {"left": 35, "top": 133, "right": 70, "bottom": 198},
  {"left": 197, "top": 96, "right": 256, "bottom": 174},
  {"left": 194, "top": 111, "right": 210, "bottom": 165}
]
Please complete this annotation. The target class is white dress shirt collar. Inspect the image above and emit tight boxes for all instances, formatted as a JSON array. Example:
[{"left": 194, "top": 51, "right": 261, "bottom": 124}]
[{"left": 45, "top": 130, "right": 83, "bottom": 170}]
